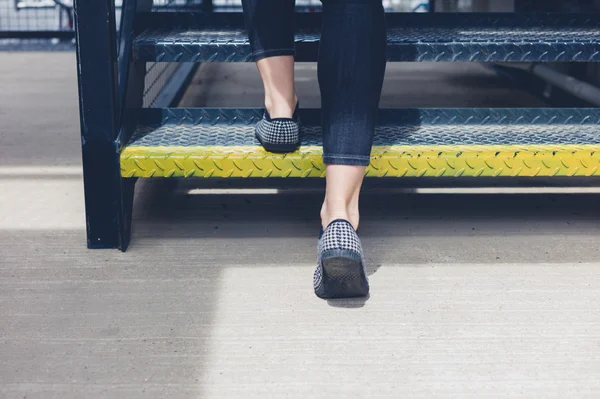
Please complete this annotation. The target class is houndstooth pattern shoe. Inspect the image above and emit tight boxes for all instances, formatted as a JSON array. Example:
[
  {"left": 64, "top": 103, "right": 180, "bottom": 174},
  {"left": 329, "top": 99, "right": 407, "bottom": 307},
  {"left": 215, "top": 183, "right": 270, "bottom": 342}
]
[
  {"left": 255, "top": 104, "right": 300, "bottom": 153},
  {"left": 314, "top": 219, "right": 369, "bottom": 299}
]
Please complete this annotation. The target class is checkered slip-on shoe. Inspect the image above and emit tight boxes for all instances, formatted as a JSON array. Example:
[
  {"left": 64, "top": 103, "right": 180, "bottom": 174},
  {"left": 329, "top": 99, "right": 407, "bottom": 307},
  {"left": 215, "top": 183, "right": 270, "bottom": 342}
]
[
  {"left": 313, "top": 219, "right": 369, "bottom": 299},
  {"left": 255, "top": 104, "right": 300, "bottom": 153}
]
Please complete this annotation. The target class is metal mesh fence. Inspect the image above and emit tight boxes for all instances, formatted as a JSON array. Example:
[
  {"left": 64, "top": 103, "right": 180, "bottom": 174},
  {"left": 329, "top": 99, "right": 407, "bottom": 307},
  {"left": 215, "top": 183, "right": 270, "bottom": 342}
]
[{"left": 1, "top": 0, "right": 72, "bottom": 31}]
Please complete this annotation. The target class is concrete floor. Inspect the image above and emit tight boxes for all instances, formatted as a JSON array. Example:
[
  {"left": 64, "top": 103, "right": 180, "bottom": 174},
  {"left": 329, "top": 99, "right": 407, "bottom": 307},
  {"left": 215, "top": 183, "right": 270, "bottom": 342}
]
[{"left": 1, "top": 53, "right": 600, "bottom": 399}]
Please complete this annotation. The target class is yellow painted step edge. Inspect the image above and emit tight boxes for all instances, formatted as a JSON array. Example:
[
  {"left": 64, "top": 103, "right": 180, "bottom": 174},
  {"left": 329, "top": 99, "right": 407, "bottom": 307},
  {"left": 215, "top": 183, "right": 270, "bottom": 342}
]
[{"left": 120, "top": 144, "right": 600, "bottom": 178}]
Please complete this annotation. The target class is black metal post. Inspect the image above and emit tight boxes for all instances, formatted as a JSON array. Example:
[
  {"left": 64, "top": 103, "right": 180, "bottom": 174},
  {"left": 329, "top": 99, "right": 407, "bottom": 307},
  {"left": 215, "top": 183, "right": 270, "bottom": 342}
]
[
  {"left": 515, "top": 0, "right": 537, "bottom": 11},
  {"left": 74, "top": 0, "right": 129, "bottom": 250},
  {"left": 201, "top": 0, "right": 214, "bottom": 13},
  {"left": 515, "top": 0, "right": 564, "bottom": 12},
  {"left": 115, "top": 0, "right": 155, "bottom": 251}
]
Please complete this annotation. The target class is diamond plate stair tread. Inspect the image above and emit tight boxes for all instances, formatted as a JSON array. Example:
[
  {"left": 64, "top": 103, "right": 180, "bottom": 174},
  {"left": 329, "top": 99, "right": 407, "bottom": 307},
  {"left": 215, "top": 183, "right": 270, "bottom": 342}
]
[
  {"left": 127, "top": 108, "right": 600, "bottom": 148},
  {"left": 121, "top": 108, "right": 600, "bottom": 178},
  {"left": 134, "top": 13, "right": 600, "bottom": 62},
  {"left": 129, "top": 122, "right": 600, "bottom": 148}
]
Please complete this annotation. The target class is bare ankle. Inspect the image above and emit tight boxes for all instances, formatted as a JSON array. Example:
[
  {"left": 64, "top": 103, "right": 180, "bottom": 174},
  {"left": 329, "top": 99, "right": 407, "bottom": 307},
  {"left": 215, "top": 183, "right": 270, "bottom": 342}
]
[
  {"left": 265, "top": 94, "right": 298, "bottom": 118},
  {"left": 321, "top": 201, "right": 359, "bottom": 230}
]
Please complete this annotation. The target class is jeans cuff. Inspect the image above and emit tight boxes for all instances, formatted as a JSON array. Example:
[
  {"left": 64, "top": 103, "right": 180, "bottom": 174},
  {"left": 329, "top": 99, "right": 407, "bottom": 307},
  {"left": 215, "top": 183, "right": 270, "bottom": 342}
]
[
  {"left": 251, "top": 48, "right": 296, "bottom": 62},
  {"left": 323, "top": 154, "right": 371, "bottom": 166}
]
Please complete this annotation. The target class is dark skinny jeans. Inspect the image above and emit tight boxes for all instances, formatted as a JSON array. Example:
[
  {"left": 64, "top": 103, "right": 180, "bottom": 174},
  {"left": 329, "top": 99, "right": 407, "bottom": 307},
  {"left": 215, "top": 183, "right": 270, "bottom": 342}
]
[{"left": 242, "top": 0, "right": 387, "bottom": 166}]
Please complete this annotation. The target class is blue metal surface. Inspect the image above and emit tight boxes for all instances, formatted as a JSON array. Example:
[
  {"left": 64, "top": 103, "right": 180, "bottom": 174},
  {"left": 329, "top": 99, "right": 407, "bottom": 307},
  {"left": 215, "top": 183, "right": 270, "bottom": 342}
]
[
  {"left": 134, "top": 12, "right": 600, "bottom": 62},
  {"left": 127, "top": 108, "right": 600, "bottom": 148}
]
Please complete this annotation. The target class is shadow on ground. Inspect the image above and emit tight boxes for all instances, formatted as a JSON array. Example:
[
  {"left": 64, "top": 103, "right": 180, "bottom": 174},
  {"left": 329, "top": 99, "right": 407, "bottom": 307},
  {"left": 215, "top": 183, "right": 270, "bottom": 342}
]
[{"left": 131, "top": 178, "right": 600, "bottom": 268}]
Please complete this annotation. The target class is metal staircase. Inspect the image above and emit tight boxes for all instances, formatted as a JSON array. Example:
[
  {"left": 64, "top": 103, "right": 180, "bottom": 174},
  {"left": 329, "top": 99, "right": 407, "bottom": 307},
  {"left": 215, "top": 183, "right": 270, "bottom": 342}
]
[{"left": 74, "top": 0, "right": 600, "bottom": 250}]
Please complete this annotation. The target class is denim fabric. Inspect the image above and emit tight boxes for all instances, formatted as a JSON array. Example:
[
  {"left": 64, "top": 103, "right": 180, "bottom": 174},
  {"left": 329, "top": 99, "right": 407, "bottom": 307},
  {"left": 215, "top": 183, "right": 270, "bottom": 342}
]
[{"left": 242, "top": 0, "right": 387, "bottom": 166}]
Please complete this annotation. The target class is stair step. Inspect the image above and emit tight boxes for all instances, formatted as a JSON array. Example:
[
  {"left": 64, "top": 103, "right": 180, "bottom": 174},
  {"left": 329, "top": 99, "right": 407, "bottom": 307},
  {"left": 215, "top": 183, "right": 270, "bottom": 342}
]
[
  {"left": 133, "top": 12, "right": 600, "bottom": 62},
  {"left": 121, "top": 108, "right": 600, "bottom": 178}
]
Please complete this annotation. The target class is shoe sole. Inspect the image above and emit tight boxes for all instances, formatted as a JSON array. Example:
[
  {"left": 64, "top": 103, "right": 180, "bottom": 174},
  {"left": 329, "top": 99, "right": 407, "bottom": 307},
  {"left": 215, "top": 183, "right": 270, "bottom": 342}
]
[
  {"left": 316, "top": 256, "right": 369, "bottom": 299},
  {"left": 255, "top": 132, "right": 299, "bottom": 154}
]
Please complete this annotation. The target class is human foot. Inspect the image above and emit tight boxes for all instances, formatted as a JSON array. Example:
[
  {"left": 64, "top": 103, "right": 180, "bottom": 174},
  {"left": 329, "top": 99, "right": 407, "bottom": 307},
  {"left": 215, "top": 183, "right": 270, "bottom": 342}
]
[
  {"left": 314, "top": 219, "right": 369, "bottom": 299},
  {"left": 255, "top": 101, "right": 300, "bottom": 153}
]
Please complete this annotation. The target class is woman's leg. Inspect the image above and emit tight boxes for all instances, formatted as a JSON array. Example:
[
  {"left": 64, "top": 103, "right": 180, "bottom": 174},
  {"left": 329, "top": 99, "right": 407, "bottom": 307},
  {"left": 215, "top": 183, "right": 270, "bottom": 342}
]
[
  {"left": 320, "top": 165, "right": 364, "bottom": 229},
  {"left": 242, "top": 0, "right": 297, "bottom": 118},
  {"left": 257, "top": 57, "right": 298, "bottom": 118},
  {"left": 318, "top": 0, "right": 387, "bottom": 229}
]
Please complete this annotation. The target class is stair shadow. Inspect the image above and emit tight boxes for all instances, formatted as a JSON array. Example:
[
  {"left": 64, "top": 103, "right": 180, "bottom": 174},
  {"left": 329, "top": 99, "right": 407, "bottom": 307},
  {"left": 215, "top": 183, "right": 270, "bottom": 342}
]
[{"left": 131, "top": 178, "right": 600, "bottom": 266}]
